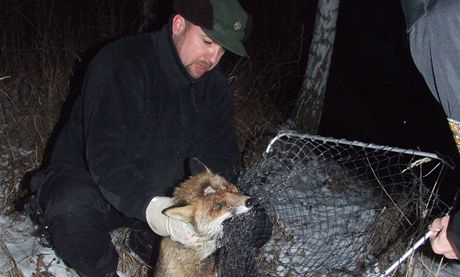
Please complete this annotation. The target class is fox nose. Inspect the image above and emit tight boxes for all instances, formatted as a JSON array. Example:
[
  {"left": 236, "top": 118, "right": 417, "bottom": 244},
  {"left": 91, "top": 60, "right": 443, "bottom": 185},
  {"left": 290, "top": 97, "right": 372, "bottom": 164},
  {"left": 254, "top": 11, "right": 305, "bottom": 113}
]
[{"left": 245, "top": 198, "right": 253, "bottom": 208}]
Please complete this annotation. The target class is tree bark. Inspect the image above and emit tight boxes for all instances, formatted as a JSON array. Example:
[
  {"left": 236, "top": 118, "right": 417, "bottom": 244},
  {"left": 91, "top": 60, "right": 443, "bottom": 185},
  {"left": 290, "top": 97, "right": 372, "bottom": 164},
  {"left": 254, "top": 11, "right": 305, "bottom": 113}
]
[
  {"left": 137, "top": 0, "right": 155, "bottom": 32},
  {"left": 293, "top": 0, "right": 340, "bottom": 134}
]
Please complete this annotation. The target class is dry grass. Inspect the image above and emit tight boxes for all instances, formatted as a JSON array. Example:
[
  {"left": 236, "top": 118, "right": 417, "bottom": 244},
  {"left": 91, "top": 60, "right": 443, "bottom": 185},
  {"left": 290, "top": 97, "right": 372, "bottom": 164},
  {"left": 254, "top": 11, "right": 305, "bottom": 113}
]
[
  {"left": 229, "top": 57, "right": 285, "bottom": 168},
  {"left": 111, "top": 228, "right": 150, "bottom": 276},
  {"left": 0, "top": 0, "right": 146, "bottom": 213},
  {"left": 0, "top": 233, "right": 23, "bottom": 277}
]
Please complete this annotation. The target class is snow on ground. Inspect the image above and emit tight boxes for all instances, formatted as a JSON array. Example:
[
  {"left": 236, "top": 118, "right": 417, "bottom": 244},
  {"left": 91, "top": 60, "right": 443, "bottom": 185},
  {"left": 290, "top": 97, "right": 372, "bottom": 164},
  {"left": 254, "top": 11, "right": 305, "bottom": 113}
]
[
  {"left": 0, "top": 214, "right": 79, "bottom": 276},
  {"left": 0, "top": 141, "right": 77, "bottom": 276},
  {"left": 0, "top": 214, "right": 137, "bottom": 277}
]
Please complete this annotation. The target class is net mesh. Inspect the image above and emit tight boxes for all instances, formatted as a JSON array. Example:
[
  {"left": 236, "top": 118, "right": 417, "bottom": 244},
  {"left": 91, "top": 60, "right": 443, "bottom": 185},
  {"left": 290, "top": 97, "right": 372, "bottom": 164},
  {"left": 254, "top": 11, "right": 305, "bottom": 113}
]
[{"left": 217, "top": 130, "right": 452, "bottom": 277}]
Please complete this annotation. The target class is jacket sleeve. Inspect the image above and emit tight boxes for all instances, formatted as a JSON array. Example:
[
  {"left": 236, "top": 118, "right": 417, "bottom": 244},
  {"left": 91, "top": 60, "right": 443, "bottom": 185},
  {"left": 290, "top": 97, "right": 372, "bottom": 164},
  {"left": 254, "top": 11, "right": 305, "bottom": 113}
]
[
  {"left": 189, "top": 84, "right": 241, "bottom": 184},
  {"left": 82, "top": 47, "right": 159, "bottom": 221}
]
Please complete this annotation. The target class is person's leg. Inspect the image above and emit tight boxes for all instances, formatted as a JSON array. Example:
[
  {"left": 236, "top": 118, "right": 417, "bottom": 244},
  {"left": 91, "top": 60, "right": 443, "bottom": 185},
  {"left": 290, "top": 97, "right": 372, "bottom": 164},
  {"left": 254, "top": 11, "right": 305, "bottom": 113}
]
[{"left": 38, "top": 168, "right": 131, "bottom": 277}]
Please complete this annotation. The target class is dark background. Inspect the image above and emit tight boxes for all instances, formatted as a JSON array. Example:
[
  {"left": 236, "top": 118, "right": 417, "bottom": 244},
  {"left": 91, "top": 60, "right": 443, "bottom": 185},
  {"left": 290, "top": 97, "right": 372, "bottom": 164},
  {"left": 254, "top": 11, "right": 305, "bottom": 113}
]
[
  {"left": 321, "top": 0, "right": 455, "bottom": 154},
  {"left": 319, "top": 0, "right": 460, "bottom": 202}
]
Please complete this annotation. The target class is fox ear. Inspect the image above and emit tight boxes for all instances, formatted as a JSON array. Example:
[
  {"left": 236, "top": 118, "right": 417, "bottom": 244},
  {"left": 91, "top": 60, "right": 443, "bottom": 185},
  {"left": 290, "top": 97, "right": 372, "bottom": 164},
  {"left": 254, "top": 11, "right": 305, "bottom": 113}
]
[
  {"left": 162, "top": 205, "right": 194, "bottom": 223},
  {"left": 204, "top": 186, "right": 217, "bottom": 196},
  {"left": 188, "top": 157, "right": 210, "bottom": 175}
]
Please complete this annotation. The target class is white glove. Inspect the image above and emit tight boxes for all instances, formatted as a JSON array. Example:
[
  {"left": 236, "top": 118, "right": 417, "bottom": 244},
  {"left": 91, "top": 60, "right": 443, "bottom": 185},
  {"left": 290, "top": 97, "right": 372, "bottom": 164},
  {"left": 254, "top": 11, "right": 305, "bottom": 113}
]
[{"left": 145, "top": 196, "right": 207, "bottom": 249}]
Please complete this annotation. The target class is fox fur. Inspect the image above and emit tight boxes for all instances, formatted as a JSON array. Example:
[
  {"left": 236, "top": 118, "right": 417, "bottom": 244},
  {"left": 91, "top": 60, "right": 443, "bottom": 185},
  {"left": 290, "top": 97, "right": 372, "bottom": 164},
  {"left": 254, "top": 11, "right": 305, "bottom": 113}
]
[{"left": 154, "top": 159, "right": 252, "bottom": 277}]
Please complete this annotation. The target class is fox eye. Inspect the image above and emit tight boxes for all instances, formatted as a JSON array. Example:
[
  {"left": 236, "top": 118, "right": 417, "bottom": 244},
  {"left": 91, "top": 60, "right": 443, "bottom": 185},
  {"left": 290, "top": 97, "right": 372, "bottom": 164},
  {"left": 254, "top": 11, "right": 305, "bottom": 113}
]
[{"left": 215, "top": 202, "right": 223, "bottom": 210}]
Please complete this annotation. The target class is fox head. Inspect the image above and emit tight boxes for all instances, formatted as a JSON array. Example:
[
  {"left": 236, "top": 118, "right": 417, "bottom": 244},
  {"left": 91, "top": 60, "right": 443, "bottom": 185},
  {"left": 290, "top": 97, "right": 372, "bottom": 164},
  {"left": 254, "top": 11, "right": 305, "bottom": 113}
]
[{"left": 162, "top": 158, "right": 252, "bottom": 238}]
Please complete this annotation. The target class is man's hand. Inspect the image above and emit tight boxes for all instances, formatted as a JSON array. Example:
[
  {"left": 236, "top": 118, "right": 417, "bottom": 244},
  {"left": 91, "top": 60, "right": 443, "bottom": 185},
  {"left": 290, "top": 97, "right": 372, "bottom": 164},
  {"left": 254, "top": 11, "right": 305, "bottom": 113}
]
[
  {"left": 429, "top": 215, "right": 460, "bottom": 260},
  {"left": 145, "top": 197, "right": 208, "bottom": 249}
]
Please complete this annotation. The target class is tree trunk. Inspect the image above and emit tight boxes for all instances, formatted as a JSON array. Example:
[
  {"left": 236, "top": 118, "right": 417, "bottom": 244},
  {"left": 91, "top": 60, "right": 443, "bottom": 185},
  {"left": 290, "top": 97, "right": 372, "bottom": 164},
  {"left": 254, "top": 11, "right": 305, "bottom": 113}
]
[
  {"left": 137, "top": 0, "right": 155, "bottom": 32},
  {"left": 293, "top": 0, "right": 340, "bottom": 134}
]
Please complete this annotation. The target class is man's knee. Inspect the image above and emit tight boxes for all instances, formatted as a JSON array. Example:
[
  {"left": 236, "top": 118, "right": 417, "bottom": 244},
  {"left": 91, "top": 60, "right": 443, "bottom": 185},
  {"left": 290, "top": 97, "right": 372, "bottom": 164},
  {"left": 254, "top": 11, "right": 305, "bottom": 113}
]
[{"left": 39, "top": 168, "right": 109, "bottom": 220}]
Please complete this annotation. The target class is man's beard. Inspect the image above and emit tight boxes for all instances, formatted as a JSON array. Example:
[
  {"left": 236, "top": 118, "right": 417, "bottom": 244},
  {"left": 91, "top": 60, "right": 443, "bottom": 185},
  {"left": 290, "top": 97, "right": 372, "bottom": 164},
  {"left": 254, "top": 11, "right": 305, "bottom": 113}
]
[{"left": 187, "top": 61, "right": 212, "bottom": 79}]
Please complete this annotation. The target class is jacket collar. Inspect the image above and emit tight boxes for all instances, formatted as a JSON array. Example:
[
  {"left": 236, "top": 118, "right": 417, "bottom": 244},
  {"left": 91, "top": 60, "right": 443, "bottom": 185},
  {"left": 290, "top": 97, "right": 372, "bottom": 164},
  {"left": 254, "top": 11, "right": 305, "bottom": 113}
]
[{"left": 155, "top": 20, "right": 191, "bottom": 89}]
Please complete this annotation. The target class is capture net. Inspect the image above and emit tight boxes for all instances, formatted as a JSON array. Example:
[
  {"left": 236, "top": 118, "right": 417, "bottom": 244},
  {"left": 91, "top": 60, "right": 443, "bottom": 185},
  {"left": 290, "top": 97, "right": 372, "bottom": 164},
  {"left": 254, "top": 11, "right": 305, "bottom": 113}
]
[{"left": 217, "top": 130, "right": 453, "bottom": 277}]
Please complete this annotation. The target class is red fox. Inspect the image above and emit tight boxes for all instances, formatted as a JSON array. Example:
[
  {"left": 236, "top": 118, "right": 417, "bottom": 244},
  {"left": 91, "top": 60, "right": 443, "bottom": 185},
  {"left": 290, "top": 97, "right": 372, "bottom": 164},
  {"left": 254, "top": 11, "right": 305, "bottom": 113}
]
[{"left": 154, "top": 160, "right": 252, "bottom": 277}]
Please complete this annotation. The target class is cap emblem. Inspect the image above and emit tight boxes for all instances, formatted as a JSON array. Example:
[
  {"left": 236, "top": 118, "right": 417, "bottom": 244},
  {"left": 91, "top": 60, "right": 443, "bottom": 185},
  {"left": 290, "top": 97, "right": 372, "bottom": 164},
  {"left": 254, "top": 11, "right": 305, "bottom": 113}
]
[{"left": 233, "top": 21, "right": 242, "bottom": 31}]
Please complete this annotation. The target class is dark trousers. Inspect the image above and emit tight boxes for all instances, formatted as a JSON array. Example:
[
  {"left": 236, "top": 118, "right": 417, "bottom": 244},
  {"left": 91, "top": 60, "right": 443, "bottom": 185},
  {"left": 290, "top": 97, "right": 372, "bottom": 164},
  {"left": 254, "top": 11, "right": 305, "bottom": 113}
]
[{"left": 33, "top": 167, "right": 141, "bottom": 277}]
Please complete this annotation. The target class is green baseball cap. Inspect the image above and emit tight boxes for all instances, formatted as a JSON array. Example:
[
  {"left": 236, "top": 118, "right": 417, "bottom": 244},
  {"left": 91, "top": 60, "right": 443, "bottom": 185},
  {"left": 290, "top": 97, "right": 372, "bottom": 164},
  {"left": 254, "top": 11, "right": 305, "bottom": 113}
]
[{"left": 173, "top": 0, "right": 249, "bottom": 57}]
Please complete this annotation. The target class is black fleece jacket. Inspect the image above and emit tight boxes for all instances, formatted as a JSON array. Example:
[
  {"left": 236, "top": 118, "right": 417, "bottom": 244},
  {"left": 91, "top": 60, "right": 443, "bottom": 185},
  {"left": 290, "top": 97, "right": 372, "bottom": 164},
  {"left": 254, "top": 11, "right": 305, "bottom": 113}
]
[{"left": 47, "top": 21, "right": 240, "bottom": 221}]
